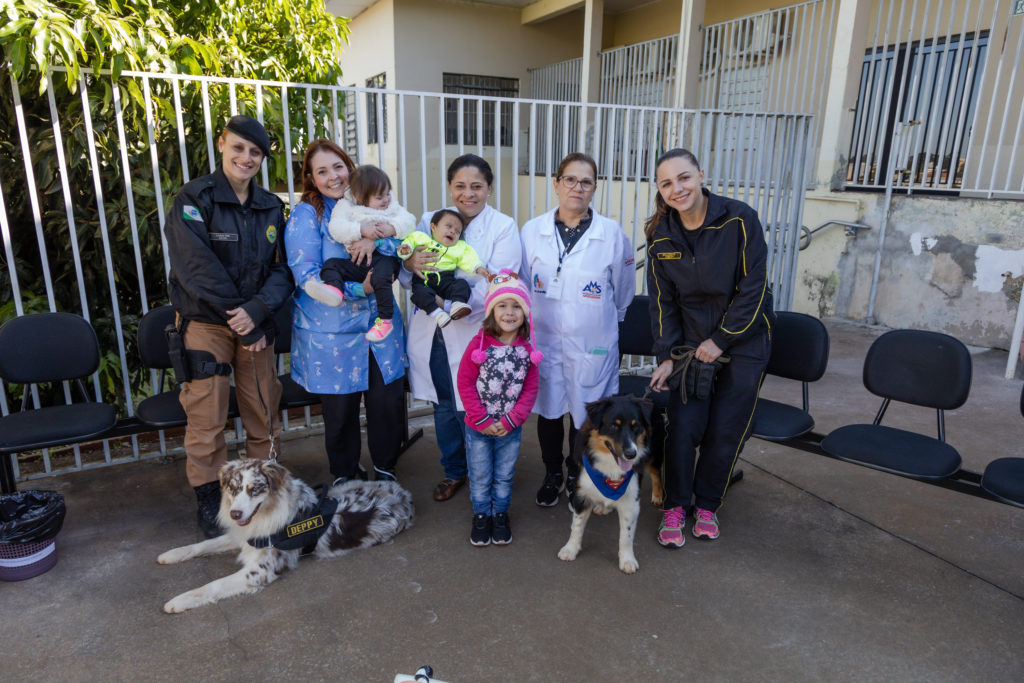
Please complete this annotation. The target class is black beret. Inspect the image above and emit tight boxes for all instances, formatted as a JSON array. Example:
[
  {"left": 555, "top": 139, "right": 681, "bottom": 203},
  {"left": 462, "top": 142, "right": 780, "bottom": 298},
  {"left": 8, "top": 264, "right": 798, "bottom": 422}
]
[{"left": 224, "top": 115, "right": 272, "bottom": 158}]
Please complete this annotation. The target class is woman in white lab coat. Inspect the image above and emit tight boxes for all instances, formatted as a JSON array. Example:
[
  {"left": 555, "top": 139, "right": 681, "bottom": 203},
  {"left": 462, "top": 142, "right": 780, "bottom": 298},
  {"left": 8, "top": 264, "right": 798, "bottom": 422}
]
[
  {"left": 402, "top": 154, "right": 522, "bottom": 503},
  {"left": 520, "top": 152, "right": 636, "bottom": 506}
]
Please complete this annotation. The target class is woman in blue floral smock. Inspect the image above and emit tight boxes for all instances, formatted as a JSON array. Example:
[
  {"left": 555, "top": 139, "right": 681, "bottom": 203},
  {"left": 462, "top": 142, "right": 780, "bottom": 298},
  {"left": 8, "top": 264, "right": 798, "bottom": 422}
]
[{"left": 284, "top": 138, "right": 408, "bottom": 483}]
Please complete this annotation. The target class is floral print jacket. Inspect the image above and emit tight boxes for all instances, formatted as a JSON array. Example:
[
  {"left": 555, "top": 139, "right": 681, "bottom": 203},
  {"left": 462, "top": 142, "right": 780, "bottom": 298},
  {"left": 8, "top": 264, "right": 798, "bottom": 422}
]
[{"left": 457, "top": 329, "right": 540, "bottom": 433}]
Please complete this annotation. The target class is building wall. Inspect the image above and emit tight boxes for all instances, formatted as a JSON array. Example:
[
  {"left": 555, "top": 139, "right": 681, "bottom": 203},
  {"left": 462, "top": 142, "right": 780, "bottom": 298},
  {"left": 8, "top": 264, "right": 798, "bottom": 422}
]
[
  {"left": 330, "top": 0, "right": 396, "bottom": 90},
  {"left": 393, "top": 0, "right": 584, "bottom": 94},
  {"left": 603, "top": 0, "right": 680, "bottom": 48}
]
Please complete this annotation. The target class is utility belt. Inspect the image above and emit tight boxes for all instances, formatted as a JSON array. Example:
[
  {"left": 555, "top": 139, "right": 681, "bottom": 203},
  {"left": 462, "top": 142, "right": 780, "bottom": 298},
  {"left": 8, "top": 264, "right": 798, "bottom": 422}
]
[{"left": 165, "top": 317, "right": 233, "bottom": 383}]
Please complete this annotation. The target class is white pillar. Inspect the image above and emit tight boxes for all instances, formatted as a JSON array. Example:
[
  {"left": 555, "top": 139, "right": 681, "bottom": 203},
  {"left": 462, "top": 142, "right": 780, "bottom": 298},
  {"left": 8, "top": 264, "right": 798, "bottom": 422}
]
[
  {"left": 580, "top": 0, "right": 604, "bottom": 103},
  {"left": 816, "top": 0, "right": 872, "bottom": 189},
  {"left": 673, "top": 0, "right": 706, "bottom": 109}
]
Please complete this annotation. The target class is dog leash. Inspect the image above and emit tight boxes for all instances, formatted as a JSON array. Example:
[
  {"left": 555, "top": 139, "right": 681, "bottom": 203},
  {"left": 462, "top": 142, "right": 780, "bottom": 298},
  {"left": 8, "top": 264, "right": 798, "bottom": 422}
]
[
  {"left": 249, "top": 347, "right": 278, "bottom": 462},
  {"left": 638, "top": 346, "right": 731, "bottom": 404}
]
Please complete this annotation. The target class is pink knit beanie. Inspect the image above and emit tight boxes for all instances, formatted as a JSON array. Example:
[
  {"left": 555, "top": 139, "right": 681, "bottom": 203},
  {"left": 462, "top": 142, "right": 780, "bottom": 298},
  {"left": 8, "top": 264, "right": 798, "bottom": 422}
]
[{"left": 472, "top": 269, "right": 543, "bottom": 364}]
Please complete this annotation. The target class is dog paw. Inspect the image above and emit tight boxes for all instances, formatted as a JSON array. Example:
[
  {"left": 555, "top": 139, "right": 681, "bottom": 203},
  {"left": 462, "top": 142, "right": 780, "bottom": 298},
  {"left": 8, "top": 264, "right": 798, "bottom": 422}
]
[
  {"left": 619, "top": 556, "right": 639, "bottom": 574},
  {"left": 650, "top": 493, "right": 665, "bottom": 507},
  {"left": 557, "top": 544, "right": 579, "bottom": 562},
  {"left": 157, "top": 548, "right": 187, "bottom": 565},
  {"left": 163, "top": 595, "right": 195, "bottom": 614}
]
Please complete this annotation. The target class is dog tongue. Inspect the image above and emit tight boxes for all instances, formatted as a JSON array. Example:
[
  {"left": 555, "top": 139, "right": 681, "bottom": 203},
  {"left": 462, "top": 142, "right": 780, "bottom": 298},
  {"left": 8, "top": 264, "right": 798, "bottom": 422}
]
[{"left": 617, "top": 458, "right": 633, "bottom": 474}]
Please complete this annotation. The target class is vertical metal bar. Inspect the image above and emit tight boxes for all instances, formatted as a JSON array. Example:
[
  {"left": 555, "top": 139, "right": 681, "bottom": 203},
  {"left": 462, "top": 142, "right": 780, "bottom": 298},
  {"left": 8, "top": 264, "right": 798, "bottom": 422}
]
[
  {"left": 438, "top": 96, "right": 447, "bottom": 210},
  {"left": 45, "top": 79, "right": 89, "bottom": 318},
  {"left": 0, "top": 176, "right": 23, "bottom": 317},
  {"left": 201, "top": 80, "right": 216, "bottom": 172},
  {"left": 619, "top": 108, "right": 632, "bottom": 219},
  {"left": 419, "top": 95, "right": 428, "bottom": 213},
  {"left": 494, "top": 97, "right": 502, "bottom": 212},
  {"left": 306, "top": 86, "right": 315, "bottom": 141},
  {"left": 947, "top": 0, "right": 987, "bottom": 190},
  {"left": 457, "top": 97, "right": 465, "bottom": 152},
  {"left": 112, "top": 77, "right": 151, "bottom": 303},
  {"left": 9, "top": 74, "right": 56, "bottom": 309},
  {"left": 376, "top": 88, "right": 387, "bottom": 169},
  {"left": 142, "top": 75, "right": 171, "bottom": 279},
  {"left": 971, "top": 2, "right": 1006, "bottom": 194},
  {"left": 282, "top": 86, "right": 296, "bottom": 208},
  {"left": 331, "top": 88, "right": 341, "bottom": 145},
  {"left": 931, "top": 0, "right": 969, "bottom": 189},
  {"left": 229, "top": 81, "right": 238, "bottom": 114},
  {"left": 985, "top": 12, "right": 1024, "bottom": 194},
  {"left": 544, "top": 104, "right": 554, "bottom": 208},
  {"left": 172, "top": 78, "right": 190, "bottom": 184},
  {"left": 255, "top": 83, "right": 269, "bottom": 190},
  {"left": 78, "top": 76, "right": 135, "bottom": 422},
  {"left": 906, "top": 0, "right": 948, "bottom": 191},
  {"left": 528, "top": 102, "right": 536, "bottom": 215},
  {"left": 398, "top": 94, "right": 408, "bottom": 208},
  {"left": 512, "top": 100, "right": 520, "bottom": 225}
]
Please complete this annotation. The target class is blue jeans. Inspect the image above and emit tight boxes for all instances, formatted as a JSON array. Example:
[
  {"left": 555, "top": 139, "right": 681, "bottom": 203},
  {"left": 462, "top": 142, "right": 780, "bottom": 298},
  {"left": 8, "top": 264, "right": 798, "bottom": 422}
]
[
  {"left": 430, "top": 328, "right": 467, "bottom": 480},
  {"left": 465, "top": 426, "right": 523, "bottom": 515}
]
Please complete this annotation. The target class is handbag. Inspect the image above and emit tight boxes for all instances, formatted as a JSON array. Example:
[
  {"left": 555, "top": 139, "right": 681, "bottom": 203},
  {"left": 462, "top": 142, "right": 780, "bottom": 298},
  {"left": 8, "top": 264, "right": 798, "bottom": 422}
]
[{"left": 666, "top": 345, "right": 730, "bottom": 403}]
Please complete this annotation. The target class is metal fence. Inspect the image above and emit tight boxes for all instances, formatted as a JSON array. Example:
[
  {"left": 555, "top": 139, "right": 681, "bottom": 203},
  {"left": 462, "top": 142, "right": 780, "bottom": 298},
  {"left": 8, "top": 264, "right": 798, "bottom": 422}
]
[{"left": 0, "top": 68, "right": 811, "bottom": 483}]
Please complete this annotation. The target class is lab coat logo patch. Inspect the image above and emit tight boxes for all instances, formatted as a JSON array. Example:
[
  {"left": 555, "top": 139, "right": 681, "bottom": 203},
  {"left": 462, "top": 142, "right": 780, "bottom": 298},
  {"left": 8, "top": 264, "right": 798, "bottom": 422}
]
[
  {"left": 533, "top": 273, "right": 546, "bottom": 293},
  {"left": 266, "top": 225, "right": 277, "bottom": 243},
  {"left": 182, "top": 205, "right": 203, "bottom": 222},
  {"left": 581, "top": 281, "right": 602, "bottom": 299}
]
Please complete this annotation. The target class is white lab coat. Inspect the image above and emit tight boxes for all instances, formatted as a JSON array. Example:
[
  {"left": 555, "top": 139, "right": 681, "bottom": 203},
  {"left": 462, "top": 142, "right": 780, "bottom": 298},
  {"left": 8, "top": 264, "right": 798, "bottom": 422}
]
[
  {"left": 402, "top": 204, "right": 522, "bottom": 408},
  {"left": 520, "top": 208, "right": 635, "bottom": 426}
]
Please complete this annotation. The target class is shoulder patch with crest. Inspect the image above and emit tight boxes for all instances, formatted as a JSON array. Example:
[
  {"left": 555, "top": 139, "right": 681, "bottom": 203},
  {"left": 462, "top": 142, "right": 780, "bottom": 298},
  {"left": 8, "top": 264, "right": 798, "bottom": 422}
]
[
  {"left": 182, "top": 205, "right": 203, "bottom": 222},
  {"left": 266, "top": 225, "right": 277, "bottom": 243}
]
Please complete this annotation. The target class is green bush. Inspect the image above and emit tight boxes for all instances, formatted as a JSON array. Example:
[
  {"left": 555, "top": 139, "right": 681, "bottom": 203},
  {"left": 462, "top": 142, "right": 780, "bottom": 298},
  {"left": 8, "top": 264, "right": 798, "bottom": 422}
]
[{"left": 1, "top": 0, "right": 350, "bottom": 411}]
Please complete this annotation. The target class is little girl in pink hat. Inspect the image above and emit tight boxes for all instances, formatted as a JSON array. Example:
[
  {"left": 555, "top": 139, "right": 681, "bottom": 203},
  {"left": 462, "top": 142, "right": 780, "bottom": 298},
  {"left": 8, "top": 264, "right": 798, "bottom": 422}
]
[{"left": 456, "top": 269, "right": 543, "bottom": 546}]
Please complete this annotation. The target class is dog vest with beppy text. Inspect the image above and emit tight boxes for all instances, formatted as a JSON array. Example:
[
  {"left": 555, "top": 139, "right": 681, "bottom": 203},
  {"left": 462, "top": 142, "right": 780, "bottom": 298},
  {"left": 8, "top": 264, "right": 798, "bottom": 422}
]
[{"left": 248, "top": 486, "right": 339, "bottom": 555}]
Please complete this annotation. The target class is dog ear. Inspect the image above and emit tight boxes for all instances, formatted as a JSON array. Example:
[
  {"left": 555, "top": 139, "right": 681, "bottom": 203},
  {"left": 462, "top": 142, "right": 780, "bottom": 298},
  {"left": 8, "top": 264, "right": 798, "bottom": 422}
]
[
  {"left": 585, "top": 397, "right": 611, "bottom": 427},
  {"left": 218, "top": 460, "right": 242, "bottom": 488},
  {"left": 637, "top": 398, "right": 654, "bottom": 430},
  {"left": 260, "top": 460, "right": 289, "bottom": 493}
]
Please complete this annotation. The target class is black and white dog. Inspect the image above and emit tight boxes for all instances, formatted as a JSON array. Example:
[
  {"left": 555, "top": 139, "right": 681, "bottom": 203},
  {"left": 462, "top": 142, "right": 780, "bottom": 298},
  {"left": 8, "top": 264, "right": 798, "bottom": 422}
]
[
  {"left": 558, "top": 395, "right": 662, "bottom": 574},
  {"left": 158, "top": 458, "right": 414, "bottom": 613}
]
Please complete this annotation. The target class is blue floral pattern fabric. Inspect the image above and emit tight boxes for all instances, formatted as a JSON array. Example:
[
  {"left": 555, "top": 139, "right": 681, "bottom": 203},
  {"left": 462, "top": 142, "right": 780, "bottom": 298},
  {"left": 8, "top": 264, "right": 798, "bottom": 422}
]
[{"left": 284, "top": 197, "right": 407, "bottom": 394}]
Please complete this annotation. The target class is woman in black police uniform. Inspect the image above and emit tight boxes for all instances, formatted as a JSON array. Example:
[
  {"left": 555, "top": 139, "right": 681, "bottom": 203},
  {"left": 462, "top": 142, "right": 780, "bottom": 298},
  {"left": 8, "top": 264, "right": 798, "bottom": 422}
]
[
  {"left": 645, "top": 148, "right": 774, "bottom": 548},
  {"left": 163, "top": 115, "right": 292, "bottom": 537}
]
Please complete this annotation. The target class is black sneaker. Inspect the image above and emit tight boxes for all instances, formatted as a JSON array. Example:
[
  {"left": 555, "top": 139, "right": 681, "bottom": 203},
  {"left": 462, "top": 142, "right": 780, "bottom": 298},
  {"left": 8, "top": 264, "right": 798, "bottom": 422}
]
[
  {"left": 491, "top": 512, "right": 512, "bottom": 545},
  {"left": 470, "top": 513, "right": 492, "bottom": 546},
  {"left": 535, "top": 471, "right": 564, "bottom": 506},
  {"left": 193, "top": 481, "right": 222, "bottom": 539},
  {"left": 374, "top": 466, "right": 397, "bottom": 482}
]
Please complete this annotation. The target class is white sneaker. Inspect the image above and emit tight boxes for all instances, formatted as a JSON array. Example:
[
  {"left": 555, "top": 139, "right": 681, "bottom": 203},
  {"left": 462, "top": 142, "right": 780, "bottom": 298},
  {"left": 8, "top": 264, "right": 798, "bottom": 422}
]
[
  {"left": 430, "top": 308, "right": 452, "bottom": 328},
  {"left": 449, "top": 301, "right": 472, "bottom": 320},
  {"left": 304, "top": 280, "right": 344, "bottom": 307}
]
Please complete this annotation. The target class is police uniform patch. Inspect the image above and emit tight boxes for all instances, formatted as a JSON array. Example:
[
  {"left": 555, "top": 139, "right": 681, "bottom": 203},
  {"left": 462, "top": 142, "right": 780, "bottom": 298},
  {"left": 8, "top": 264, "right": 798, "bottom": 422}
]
[
  {"left": 286, "top": 514, "right": 324, "bottom": 538},
  {"left": 266, "top": 225, "right": 277, "bottom": 243},
  {"left": 182, "top": 205, "right": 203, "bottom": 222},
  {"left": 658, "top": 251, "right": 682, "bottom": 260}
]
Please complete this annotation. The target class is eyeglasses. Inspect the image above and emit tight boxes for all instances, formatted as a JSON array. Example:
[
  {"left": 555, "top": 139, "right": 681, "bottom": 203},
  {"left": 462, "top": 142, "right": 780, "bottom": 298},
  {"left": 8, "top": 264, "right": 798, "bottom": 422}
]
[{"left": 558, "top": 175, "right": 596, "bottom": 191}]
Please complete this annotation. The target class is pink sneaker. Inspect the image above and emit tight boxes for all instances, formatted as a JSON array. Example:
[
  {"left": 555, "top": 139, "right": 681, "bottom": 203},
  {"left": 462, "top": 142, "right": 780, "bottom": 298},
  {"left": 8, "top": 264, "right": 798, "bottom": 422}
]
[
  {"left": 657, "top": 506, "right": 685, "bottom": 548},
  {"left": 365, "top": 317, "right": 394, "bottom": 342},
  {"left": 304, "top": 280, "right": 344, "bottom": 307},
  {"left": 692, "top": 507, "right": 720, "bottom": 540}
]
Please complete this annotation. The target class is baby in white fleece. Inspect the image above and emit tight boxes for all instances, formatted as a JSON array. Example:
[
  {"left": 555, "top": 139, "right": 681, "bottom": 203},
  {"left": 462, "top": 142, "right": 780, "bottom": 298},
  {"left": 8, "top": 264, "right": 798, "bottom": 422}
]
[{"left": 303, "top": 165, "right": 416, "bottom": 342}]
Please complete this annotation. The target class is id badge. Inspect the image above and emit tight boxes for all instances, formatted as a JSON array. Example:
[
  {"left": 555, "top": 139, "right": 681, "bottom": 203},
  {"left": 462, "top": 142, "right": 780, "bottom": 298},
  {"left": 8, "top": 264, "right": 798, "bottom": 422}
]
[{"left": 546, "top": 272, "right": 564, "bottom": 299}]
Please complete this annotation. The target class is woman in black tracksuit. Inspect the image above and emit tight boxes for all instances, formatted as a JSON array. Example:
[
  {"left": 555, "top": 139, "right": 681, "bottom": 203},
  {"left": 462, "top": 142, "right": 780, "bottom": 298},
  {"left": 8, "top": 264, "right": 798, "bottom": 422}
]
[{"left": 645, "top": 148, "right": 774, "bottom": 547}]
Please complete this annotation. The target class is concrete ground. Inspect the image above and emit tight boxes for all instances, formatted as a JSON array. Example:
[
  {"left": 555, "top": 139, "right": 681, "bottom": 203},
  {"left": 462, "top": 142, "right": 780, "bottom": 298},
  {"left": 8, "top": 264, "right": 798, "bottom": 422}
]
[{"left": 1, "top": 320, "right": 1022, "bottom": 682}]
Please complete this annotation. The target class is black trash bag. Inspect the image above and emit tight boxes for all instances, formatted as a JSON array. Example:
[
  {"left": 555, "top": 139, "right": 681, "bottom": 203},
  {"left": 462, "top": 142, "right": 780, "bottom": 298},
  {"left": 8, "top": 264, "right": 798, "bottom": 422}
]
[{"left": 0, "top": 490, "right": 66, "bottom": 544}]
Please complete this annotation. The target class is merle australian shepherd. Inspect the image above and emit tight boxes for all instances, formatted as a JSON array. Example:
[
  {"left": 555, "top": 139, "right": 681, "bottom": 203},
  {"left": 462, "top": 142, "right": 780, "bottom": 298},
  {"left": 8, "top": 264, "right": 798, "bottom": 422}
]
[
  {"left": 558, "top": 395, "right": 663, "bottom": 574},
  {"left": 158, "top": 458, "right": 414, "bottom": 613}
]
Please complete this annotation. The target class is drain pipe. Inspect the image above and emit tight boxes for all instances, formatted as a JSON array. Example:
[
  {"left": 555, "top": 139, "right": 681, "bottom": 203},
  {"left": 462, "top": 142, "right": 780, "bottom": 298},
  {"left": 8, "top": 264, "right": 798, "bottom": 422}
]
[
  {"left": 1006, "top": 291, "right": 1024, "bottom": 380},
  {"left": 867, "top": 121, "right": 917, "bottom": 325}
]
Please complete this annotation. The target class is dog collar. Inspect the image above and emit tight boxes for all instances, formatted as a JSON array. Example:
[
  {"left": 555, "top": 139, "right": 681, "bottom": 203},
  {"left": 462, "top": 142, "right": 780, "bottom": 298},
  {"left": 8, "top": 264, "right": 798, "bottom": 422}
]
[
  {"left": 581, "top": 453, "right": 634, "bottom": 501},
  {"left": 248, "top": 486, "right": 339, "bottom": 555}
]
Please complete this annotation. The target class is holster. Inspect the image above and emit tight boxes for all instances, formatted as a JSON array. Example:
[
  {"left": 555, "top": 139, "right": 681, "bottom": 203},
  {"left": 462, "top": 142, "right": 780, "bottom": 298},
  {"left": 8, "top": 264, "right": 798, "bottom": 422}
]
[
  {"left": 667, "top": 346, "right": 730, "bottom": 404},
  {"left": 165, "top": 320, "right": 233, "bottom": 384}
]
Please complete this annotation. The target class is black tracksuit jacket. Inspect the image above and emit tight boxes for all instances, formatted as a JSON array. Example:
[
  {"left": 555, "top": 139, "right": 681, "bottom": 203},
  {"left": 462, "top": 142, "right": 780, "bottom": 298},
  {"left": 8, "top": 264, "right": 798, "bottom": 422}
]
[
  {"left": 164, "top": 169, "right": 293, "bottom": 345},
  {"left": 646, "top": 189, "right": 775, "bottom": 363}
]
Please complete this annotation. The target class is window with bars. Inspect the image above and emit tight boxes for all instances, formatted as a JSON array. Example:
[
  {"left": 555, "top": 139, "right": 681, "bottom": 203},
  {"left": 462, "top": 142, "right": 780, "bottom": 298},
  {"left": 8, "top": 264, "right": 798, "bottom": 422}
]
[
  {"left": 443, "top": 73, "right": 518, "bottom": 147},
  {"left": 366, "top": 72, "right": 387, "bottom": 144},
  {"left": 846, "top": 32, "right": 988, "bottom": 190}
]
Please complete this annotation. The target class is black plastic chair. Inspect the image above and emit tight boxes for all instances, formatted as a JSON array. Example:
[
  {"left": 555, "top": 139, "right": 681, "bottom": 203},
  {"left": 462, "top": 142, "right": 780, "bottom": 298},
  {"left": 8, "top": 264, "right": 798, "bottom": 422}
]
[
  {"left": 0, "top": 312, "right": 119, "bottom": 493},
  {"left": 979, "top": 384, "right": 1024, "bottom": 507},
  {"left": 616, "top": 295, "right": 669, "bottom": 412},
  {"left": 820, "top": 329, "right": 971, "bottom": 480},
  {"left": 135, "top": 305, "right": 237, "bottom": 428},
  {"left": 751, "top": 312, "right": 830, "bottom": 441},
  {"left": 273, "top": 302, "right": 319, "bottom": 410}
]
